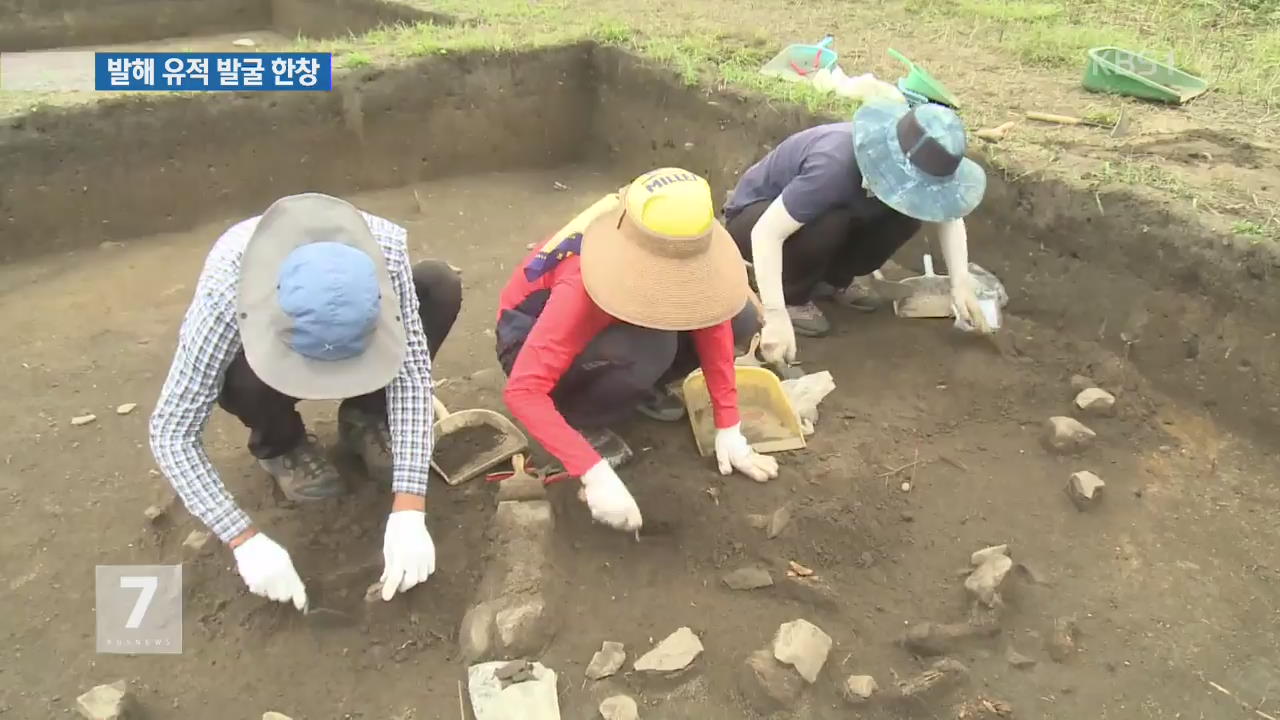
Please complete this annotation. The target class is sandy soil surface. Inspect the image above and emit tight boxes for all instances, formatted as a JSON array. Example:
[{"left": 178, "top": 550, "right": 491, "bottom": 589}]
[{"left": 1, "top": 166, "right": 1278, "bottom": 719}]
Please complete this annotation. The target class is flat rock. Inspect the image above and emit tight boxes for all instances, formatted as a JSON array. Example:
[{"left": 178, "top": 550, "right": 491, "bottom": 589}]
[
  {"left": 903, "top": 621, "right": 996, "bottom": 656},
  {"left": 494, "top": 594, "right": 550, "bottom": 656},
  {"left": 746, "top": 514, "right": 769, "bottom": 529},
  {"left": 71, "top": 414, "right": 97, "bottom": 427},
  {"left": 182, "top": 530, "right": 211, "bottom": 554},
  {"left": 842, "top": 675, "right": 879, "bottom": 704},
  {"left": 232, "top": 37, "right": 257, "bottom": 47},
  {"left": 634, "top": 627, "right": 703, "bottom": 673},
  {"left": 970, "top": 544, "right": 1010, "bottom": 566},
  {"left": 1074, "top": 387, "right": 1116, "bottom": 416},
  {"left": 1006, "top": 646, "right": 1037, "bottom": 669},
  {"left": 1043, "top": 416, "right": 1096, "bottom": 454},
  {"left": 468, "top": 661, "right": 559, "bottom": 720},
  {"left": 116, "top": 403, "right": 138, "bottom": 415},
  {"left": 76, "top": 680, "right": 130, "bottom": 720},
  {"left": 965, "top": 554, "right": 1014, "bottom": 608},
  {"left": 741, "top": 649, "right": 803, "bottom": 711},
  {"left": 723, "top": 566, "right": 773, "bottom": 590},
  {"left": 772, "top": 619, "right": 832, "bottom": 684},
  {"left": 599, "top": 695, "right": 639, "bottom": 720},
  {"left": 586, "top": 641, "right": 626, "bottom": 680},
  {"left": 1069, "top": 374, "right": 1096, "bottom": 393},
  {"left": 1066, "top": 471, "right": 1105, "bottom": 510},
  {"left": 766, "top": 504, "right": 792, "bottom": 539},
  {"left": 459, "top": 600, "right": 497, "bottom": 663},
  {"left": 777, "top": 575, "right": 840, "bottom": 610},
  {"left": 262, "top": 714, "right": 293, "bottom": 720}
]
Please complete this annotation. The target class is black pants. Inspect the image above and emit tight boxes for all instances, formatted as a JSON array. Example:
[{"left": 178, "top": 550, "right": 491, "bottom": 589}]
[
  {"left": 218, "top": 260, "right": 463, "bottom": 460},
  {"left": 725, "top": 200, "right": 922, "bottom": 305},
  {"left": 496, "top": 298, "right": 761, "bottom": 430}
]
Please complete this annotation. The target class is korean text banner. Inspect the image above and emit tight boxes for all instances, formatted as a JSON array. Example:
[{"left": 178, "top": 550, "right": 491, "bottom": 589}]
[{"left": 94, "top": 52, "right": 333, "bottom": 91}]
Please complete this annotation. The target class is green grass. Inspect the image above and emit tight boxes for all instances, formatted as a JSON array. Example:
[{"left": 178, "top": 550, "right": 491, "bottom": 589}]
[
  {"left": 1233, "top": 219, "right": 1267, "bottom": 236},
  {"left": 340, "top": 51, "right": 373, "bottom": 69}
]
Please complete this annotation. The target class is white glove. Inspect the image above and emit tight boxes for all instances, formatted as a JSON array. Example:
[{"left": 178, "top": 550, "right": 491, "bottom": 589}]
[
  {"left": 380, "top": 510, "right": 436, "bottom": 601},
  {"left": 950, "top": 276, "right": 992, "bottom": 334},
  {"left": 232, "top": 532, "right": 308, "bottom": 611},
  {"left": 581, "top": 460, "right": 642, "bottom": 532},
  {"left": 760, "top": 306, "right": 797, "bottom": 365},
  {"left": 714, "top": 422, "right": 780, "bottom": 482}
]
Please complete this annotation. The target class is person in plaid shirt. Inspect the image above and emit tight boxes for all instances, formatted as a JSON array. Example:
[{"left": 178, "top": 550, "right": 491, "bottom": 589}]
[{"left": 149, "top": 194, "right": 461, "bottom": 611}]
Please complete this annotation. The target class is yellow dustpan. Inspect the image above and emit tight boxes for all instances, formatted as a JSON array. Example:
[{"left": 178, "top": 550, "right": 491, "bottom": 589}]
[{"left": 681, "top": 335, "right": 807, "bottom": 458}]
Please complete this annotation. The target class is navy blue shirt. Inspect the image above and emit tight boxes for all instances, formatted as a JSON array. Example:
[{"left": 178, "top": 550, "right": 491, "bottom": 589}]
[{"left": 724, "top": 122, "right": 891, "bottom": 224}]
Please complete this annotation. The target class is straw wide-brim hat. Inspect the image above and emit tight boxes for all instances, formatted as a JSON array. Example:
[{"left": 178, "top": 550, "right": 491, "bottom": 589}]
[
  {"left": 579, "top": 174, "right": 748, "bottom": 332},
  {"left": 236, "top": 193, "right": 406, "bottom": 401}
]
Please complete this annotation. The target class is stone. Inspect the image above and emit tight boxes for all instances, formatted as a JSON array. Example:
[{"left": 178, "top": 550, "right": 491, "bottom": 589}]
[
  {"left": 71, "top": 414, "right": 97, "bottom": 427},
  {"left": 741, "top": 649, "right": 803, "bottom": 711},
  {"left": 586, "top": 641, "right": 626, "bottom": 680},
  {"left": 970, "top": 544, "right": 1010, "bottom": 566},
  {"left": 897, "top": 657, "right": 969, "bottom": 699},
  {"left": 495, "top": 473, "right": 546, "bottom": 502},
  {"left": 494, "top": 595, "right": 549, "bottom": 654},
  {"left": 468, "top": 661, "right": 559, "bottom": 720},
  {"left": 262, "top": 714, "right": 293, "bottom": 720},
  {"left": 903, "top": 621, "right": 997, "bottom": 656},
  {"left": 723, "top": 566, "right": 773, "bottom": 590},
  {"left": 1074, "top": 388, "right": 1116, "bottom": 416},
  {"left": 772, "top": 619, "right": 832, "bottom": 683},
  {"left": 777, "top": 575, "right": 840, "bottom": 610},
  {"left": 1006, "top": 646, "right": 1036, "bottom": 669},
  {"left": 1043, "top": 416, "right": 1096, "bottom": 454},
  {"left": 634, "top": 627, "right": 703, "bottom": 673},
  {"left": 182, "top": 530, "right": 211, "bottom": 554},
  {"left": 143, "top": 505, "right": 166, "bottom": 522},
  {"left": 115, "top": 403, "right": 138, "bottom": 415},
  {"left": 842, "top": 675, "right": 879, "bottom": 703},
  {"left": 459, "top": 601, "right": 497, "bottom": 663},
  {"left": 598, "top": 695, "right": 639, "bottom": 720},
  {"left": 75, "top": 680, "right": 130, "bottom": 720},
  {"left": 1066, "top": 471, "right": 1105, "bottom": 510},
  {"left": 1048, "top": 617, "right": 1078, "bottom": 662},
  {"left": 746, "top": 514, "right": 769, "bottom": 529},
  {"left": 1069, "top": 374, "right": 1096, "bottom": 393},
  {"left": 232, "top": 37, "right": 257, "bottom": 47},
  {"left": 965, "top": 554, "right": 1014, "bottom": 608},
  {"left": 766, "top": 504, "right": 792, "bottom": 539}
]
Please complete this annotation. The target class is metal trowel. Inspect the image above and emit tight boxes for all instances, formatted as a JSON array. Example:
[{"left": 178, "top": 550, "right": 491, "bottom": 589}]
[{"left": 867, "top": 254, "right": 954, "bottom": 319}]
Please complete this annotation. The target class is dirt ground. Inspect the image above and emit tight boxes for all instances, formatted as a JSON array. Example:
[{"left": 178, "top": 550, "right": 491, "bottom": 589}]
[{"left": 2, "top": 164, "right": 1279, "bottom": 719}]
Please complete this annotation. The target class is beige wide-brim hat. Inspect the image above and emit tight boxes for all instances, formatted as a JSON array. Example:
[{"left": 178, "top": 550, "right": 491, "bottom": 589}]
[
  {"left": 579, "top": 181, "right": 748, "bottom": 332},
  {"left": 236, "top": 193, "right": 407, "bottom": 401}
]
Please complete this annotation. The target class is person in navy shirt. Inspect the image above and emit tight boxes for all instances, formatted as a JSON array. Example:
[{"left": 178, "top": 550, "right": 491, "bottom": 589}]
[{"left": 723, "top": 101, "right": 992, "bottom": 365}]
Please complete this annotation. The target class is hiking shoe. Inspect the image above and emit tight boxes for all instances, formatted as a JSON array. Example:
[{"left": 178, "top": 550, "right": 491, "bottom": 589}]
[
  {"left": 259, "top": 435, "right": 345, "bottom": 501},
  {"left": 581, "top": 428, "right": 635, "bottom": 469},
  {"left": 636, "top": 386, "right": 686, "bottom": 423},
  {"left": 814, "top": 278, "right": 883, "bottom": 312},
  {"left": 788, "top": 301, "right": 831, "bottom": 337},
  {"left": 338, "top": 405, "right": 393, "bottom": 483}
]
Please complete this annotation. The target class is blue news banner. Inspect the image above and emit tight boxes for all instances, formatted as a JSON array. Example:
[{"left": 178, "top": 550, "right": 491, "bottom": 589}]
[{"left": 94, "top": 52, "right": 333, "bottom": 91}]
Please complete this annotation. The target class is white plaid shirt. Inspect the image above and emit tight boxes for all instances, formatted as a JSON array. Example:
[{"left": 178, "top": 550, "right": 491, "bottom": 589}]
[{"left": 148, "top": 211, "right": 435, "bottom": 543}]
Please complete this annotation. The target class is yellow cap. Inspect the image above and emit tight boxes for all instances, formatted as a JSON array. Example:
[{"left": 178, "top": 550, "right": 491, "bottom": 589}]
[{"left": 625, "top": 168, "right": 714, "bottom": 238}]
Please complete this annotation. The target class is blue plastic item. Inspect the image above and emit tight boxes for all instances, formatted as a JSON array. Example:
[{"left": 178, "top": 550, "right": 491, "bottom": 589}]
[{"left": 760, "top": 35, "right": 838, "bottom": 82}]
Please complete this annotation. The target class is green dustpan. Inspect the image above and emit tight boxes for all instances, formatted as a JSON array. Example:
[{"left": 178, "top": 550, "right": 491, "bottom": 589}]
[
  {"left": 888, "top": 48, "right": 960, "bottom": 108},
  {"left": 1083, "top": 47, "right": 1208, "bottom": 104}
]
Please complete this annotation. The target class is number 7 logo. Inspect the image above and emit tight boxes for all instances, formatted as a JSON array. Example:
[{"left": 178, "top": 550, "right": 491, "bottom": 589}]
[{"left": 119, "top": 575, "right": 158, "bottom": 629}]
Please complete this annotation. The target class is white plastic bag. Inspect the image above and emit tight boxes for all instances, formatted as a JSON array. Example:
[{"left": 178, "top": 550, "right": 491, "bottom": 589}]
[{"left": 781, "top": 371, "right": 837, "bottom": 436}]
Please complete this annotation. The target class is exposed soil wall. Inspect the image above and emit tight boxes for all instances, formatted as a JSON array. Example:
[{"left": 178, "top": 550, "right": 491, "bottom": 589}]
[
  {"left": 0, "top": 0, "right": 269, "bottom": 51},
  {"left": 269, "top": 0, "right": 449, "bottom": 40},
  {"left": 587, "top": 46, "right": 1280, "bottom": 451},
  {"left": 0, "top": 44, "right": 594, "bottom": 260}
]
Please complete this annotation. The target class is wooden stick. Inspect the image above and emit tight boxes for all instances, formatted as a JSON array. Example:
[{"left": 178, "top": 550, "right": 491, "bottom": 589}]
[
  {"left": 458, "top": 680, "right": 466, "bottom": 720},
  {"left": 1026, "top": 111, "right": 1084, "bottom": 125},
  {"left": 877, "top": 459, "right": 920, "bottom": 478}
]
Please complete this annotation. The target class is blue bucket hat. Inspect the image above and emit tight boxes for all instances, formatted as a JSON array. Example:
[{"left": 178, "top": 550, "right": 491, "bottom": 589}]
[
  {"left": 237, "top": 194, "right": 406, "bottom": 400},
  {"left": 851, "top": 101, "right": 987, "bottom": 223}
]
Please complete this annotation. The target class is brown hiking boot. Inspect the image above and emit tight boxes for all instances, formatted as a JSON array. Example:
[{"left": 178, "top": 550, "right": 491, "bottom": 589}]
[
  {"left": 338, "top": 405, "right": 393, "bottom": 483},
  {"left": 258, "top": 435, "right": 345, "bottom": 501}
]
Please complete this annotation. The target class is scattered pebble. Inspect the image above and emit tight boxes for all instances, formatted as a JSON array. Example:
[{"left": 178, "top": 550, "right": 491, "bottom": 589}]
[
  {"left": 766, "top": 504, "right": 791, "bottom": 539},
  {"left": 900, "top": 481, "right": 911, "bottom": 492},
  {"left": 232, "top": 38, "right": 257, "bottom": 47},
  {"left": 598, "top": 695, "right": 638, "bottom": 720},
  {"left": 586, "top": 641, "right": 626, "bottom": 680},
  {"left": 857, "top": 551, "right": 875, "bottom": 568},
  {"left": 1048, "top": 617, "right": 1078, "bottom": 662},
  {"left": 772, "top": 618, "right": 832, "bottom": 684},
  {"left": 182, "top": 530, "right": 211, "bottom": 554},
  {"left": 142, "top": 505, "right": 166, "bottom": 522},
  {"left": 1066, "top": 471, "right": 1105, "bottom": 510},
  {"left": 634, "top": 627, "right": 702, "bottom": 673},
  {"left": 842, "top": 674, "right": 879, "bottom": 704},
  {"left": 1006, "top": 646, "right": 1037, "bottom": 669},
  {"left": 787, "top": 560, "right": 813, "bottom": 577},
  {"left": 1043, "top": 416, "right": 1096, "bottom": 454},
  {"left": 262, "top": 713, "right": 293, "bottom": 720},
  {"left": 115, "top": 403, "right": 137, "bottom": 416},
  {"left": 552, "top": 181, "right": 569, "bottom": 191},
  {"left": 746, "top": 513, "right": 769, "bottom": 530},
  {"left": 970, "top": 544, "right": 1010, "bottom": 566},
  {"left": 723, "top": 566, "right": 773, "bottom": 591},
  {"left": 1074, "top": 388, "right": 1116, "bottom": 416},
  {"left": 75, "top": 680, "right": 130, "bottom": 720},
  {"left": 964, "top": 554, "right": 1013, "bottom": 608},
  {"left": 900, "top": 511, "right": 915, "bottom": 523},
  {"left": 71, "top": 414, "right": 97, "bottom": 427},
  {"left": 898, "top": 657, "right": 969, "bottom": 698}
]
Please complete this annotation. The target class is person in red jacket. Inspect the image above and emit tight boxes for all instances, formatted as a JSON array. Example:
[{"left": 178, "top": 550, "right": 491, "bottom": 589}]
[{"left": 497, "top": 168, "right": 781, "bottom": 532}]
